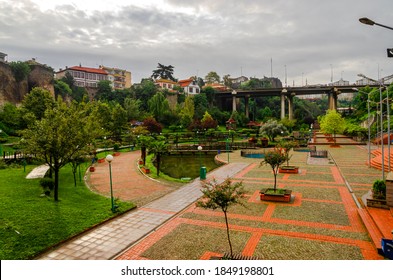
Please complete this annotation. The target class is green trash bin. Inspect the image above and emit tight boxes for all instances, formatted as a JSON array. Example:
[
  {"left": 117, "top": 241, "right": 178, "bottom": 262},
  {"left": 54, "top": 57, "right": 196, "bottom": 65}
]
[{"left": 200, "top": 166, "right": 207, "bottom": 180}]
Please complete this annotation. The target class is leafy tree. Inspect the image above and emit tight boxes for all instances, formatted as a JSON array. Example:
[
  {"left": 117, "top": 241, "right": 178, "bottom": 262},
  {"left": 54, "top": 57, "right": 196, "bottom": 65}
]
[
  {"left": 9, "top": 61, "right": 31, "bottom": 82},
  {"left": 196, "top": 178, "right": 245, "bottom": 259},
  {"left": 201, "top": 111, "right": 218, "bottom": 129},
  {"left": 111, "top": 103, "right": 128, "bottom": 141},
  {"left": 0, "top": 102, "right": 22, "bottom": 133},
  {"left": 54, "top": 80, "right": 72, "bottom": 100},
  {"left": 148, "top": 92, "right": 170, "bottom": 123},
  {"left": 204, "top": 71, "right": 220, "bottom": 84},
  {"left": 21, "top": 87, "right": 55, "bottom": 122},
  {"left": 124, "top": 97, "right": 143, "bottom": 121},
  {"left": 280, "top": 117, "right": 296, "bottom": 133},
  {"left": 151, "top": 63, "right": 176, "bottom": 81},
  {"left": 143, "top": 117, "right": 162, "bottom": 134},
  {"left": 132, "top": 79, "right": 158, "bottom": 111},
  {"left": 257, "top": 106, "right": 273, "bottom": 122},
  {"left": 137, "top": 135, "right": 152, "bottom": 165},
  {"left": 259, "top": 119, "right": 288, "bottom": 142},
  {"left": 193, "top": 94, "right": 208, "bottom": 119},
  {"left": 261, "top": 149, "right": 287, "bottom": 191},
  {"left": 95, "top": 80, "right": 113, "bottom": 101},
  {"left": 22, "top": 99, "right": 101, "bottom": 201},
  {"left": 319, "top": 109, "right": 345, "bottom": 145},
  {"left": 202, "top": 86, "right": 216, "bottom": 107},
  {"left": 179, "top": 96, "right": 194, "bottom": 128},
  {"left": 148, "top": 138, "right": 168, "bottom": 176}
]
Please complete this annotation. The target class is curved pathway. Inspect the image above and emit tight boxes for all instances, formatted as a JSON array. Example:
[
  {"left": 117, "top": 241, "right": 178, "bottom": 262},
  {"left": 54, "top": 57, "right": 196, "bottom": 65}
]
[
  {"left": 36, "top": 151, "right": 248, "bottom": 260},
  {"left": 87, "top": 151, "right": 182, "bottom": 206}
]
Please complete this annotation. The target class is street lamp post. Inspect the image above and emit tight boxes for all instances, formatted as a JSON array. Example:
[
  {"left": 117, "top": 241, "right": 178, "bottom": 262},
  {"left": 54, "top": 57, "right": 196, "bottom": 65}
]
[
  {"left": 358, "top": 74, "right": 387, "bottom": 179},
  {"left": 226, "top": 135, "right": 230, "bottom": 163},
  {"left": 359, "top": 17, "right": 393, "bottom": 31},
  {"left": 197, "top": 145, "right": 202, "bottom": 168},
  {"left": 353, "top": 88, "right": 372, "bottom": 167},
  {"left": 105, "top": 154, "right": 117, "bottom": 213}
]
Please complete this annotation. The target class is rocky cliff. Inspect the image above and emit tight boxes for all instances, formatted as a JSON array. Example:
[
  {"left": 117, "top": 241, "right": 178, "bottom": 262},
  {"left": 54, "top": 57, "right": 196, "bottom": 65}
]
[{"left": 0, "top": 60, "right": 54, "bottom": 106}]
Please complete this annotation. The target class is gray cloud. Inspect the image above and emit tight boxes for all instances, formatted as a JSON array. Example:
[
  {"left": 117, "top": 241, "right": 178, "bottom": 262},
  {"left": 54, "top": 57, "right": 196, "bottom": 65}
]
[{"left": 1, "top": 0, "right": 392, "bottom": 84}]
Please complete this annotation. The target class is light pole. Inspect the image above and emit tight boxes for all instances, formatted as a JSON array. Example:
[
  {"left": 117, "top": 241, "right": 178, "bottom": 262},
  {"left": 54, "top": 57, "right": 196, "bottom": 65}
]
[
  {"left": 226, "top": 134, "right": 230, "bottom": 163},
  {"left": 353, "top": 88, "right": 372, "bottom": 167},
  {"left": 105, "top": 154, "right": 116, "bottom": 213},
  {"left": 358, "top": 74, "right": 387, "bottom": 179},
  {"left": 359, "top": 17, "right": 393, "bottom": 31}
]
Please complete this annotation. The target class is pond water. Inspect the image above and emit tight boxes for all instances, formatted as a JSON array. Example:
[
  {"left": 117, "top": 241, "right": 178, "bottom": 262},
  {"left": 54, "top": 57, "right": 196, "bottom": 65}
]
[
  {"left": 160, "top": 154, "right": 220, "bottom": 179},
  {"left": 242, "top": 153, "right": 265, "bottom": 159}
]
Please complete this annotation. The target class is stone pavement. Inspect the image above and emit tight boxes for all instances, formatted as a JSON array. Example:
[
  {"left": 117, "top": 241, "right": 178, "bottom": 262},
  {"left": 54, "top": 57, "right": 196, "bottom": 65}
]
[
  {"left": 36, "top": 157, "right": 248, "bottom": 260},
  {"left": 117, "top": 144, "right": 393, "bottom": 260}
]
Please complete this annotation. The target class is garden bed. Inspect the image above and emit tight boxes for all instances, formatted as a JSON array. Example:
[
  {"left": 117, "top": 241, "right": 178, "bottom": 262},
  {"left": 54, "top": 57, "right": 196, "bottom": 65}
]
[
  {"left": 279, "top": 166, "right": 299, "bottom": 174},
  {"left": 260, "top": 188, "right": 292, "bottom": 202}
]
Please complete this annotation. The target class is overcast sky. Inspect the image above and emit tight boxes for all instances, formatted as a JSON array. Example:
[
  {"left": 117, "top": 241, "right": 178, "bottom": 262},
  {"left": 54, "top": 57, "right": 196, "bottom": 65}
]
[{"left": 1, "top": 0, "right": 392, "bottom": 85}]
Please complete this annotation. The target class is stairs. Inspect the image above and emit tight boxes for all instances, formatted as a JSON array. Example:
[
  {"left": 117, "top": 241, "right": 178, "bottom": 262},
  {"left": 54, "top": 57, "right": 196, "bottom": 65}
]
[{"left": 370, "top": 148, "right": 393, "bottom": 171}]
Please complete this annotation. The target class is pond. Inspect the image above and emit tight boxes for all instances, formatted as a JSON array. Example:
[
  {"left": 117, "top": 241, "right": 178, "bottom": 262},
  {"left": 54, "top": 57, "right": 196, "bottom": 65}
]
[
  {"left": 240, "top": 150, "right": 266, "bottom": 159},
  {"left": 160, "top": 154, "right": 220, "bottom": 179}
]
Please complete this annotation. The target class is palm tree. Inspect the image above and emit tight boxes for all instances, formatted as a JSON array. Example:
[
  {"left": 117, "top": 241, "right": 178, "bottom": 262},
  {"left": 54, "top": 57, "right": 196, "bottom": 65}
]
[
  {"left": 151, "top": 63, "right": 176, "bottom": 81},
  {"left": 148, "top": 139, "right": 168, "bottom": 176},
  {"left": 137, "top": 135, "right": 152, "bottom": 165}
]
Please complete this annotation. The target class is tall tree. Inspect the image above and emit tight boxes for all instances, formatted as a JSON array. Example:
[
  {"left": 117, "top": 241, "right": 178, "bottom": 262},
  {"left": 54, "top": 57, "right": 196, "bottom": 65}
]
[
  {"left": 204, "top": 71, "right": 220, "bottom": 84},
  {"left": 151, "top": 63, "right": 176, "bottom": 81},
  {"left": 148, "top": 138, "right": 168, "bottom": 176},
  {"left": 22, "top": 100, "right": 101, "bottom": 201},
  {"left": 319, "top": 109, "right": 345, "bottom": 145},
  {"left": 21, "top": 87, "right": 55, "bottom": 125},
  {"left": 259, "top": 119, "right": 288, "bottom": 142},
  {"left": 148, "top": 92, "right": 170, "bottom": 123},
  {"left": 124, "top": 97, "right": 142, "bottom": 121}
]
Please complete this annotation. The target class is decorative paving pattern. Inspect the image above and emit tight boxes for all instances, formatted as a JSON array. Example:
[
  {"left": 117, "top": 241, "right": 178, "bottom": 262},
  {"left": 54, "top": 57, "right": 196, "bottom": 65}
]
[{"left": 117, "top": 146, "right": 384, "bottom": 260}]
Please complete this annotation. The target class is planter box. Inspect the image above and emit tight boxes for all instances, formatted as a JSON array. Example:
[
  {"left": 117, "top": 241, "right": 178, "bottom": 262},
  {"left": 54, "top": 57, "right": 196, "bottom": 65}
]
[
  {"left": 113, "top": 152, "right": 121, "bottom": 156},
  {"left": 141, "top": 167, "right": 150, "bottom": 174},
  {"left": 260, "top": 188, "right": 292, "bottom": 202},
  {"left": 366, "top": 197, "right": 390, "bottom": 209},
  {"left": 97, "top": 158, "right": 105, "bottom": 163},
  {"left": 89, "top": 166, "right": 95, "bottom": 172},
  {"left": 279, "top": 166, "right": 299, "bottom": 174}
]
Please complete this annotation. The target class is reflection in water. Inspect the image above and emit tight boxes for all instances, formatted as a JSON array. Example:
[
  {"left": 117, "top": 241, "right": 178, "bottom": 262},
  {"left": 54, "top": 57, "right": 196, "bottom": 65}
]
[{"left": 160, "top": 154, "right": 220, "bottom": 179}]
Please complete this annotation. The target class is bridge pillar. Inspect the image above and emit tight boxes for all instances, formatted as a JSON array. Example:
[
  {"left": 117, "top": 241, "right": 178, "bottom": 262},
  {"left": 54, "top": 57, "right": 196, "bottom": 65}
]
[
  {"left": 280, "top": 91, "right": 286, "bottom": 119},
  {"left": 327, "top": 92, "right": 338, "bottom": 111},
  {"left": 232, "top": 90, "right": 237, "bottom": 112},
  {"left": 245, "top": 95, "right": 249, "bottom": 118},
  {"left": 288, "top": 93, "right": 294, "bottom": 120}
]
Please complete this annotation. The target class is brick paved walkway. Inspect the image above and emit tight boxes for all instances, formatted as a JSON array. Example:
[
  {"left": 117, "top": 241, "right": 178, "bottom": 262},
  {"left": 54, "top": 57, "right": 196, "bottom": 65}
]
[
  {"left": 37, "top": 140, "right": 393, "bottom": 260},
  {"left": 117, "top": 144, "right": 392, "bottom": 260},
  {"left": 36, "top": 154, "right": 248, "bottom": 260}
]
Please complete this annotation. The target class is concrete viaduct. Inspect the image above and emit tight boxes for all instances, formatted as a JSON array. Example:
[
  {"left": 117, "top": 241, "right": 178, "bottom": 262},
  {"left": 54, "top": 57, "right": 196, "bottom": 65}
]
[{"left": 214, "top": 85, "right": 364, "bottom": 120}]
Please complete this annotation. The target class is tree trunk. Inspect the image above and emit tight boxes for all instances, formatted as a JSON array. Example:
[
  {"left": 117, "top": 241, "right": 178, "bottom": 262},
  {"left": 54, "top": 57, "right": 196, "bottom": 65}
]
[
  {"left": 141, "top": 146, "right": 146, "bottom": 165},
  {"left": 156, "top": 153, "right": 160, "bottom": 176},
  {"left": 54, "top": 167, "right": 59, "bottom": 201},
  {"left": 223, "top": 210, "right": 233, "bottom": 259}
]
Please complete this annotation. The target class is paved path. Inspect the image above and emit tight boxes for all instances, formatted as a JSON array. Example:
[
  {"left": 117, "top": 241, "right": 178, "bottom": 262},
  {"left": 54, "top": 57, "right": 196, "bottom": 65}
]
[
  {"left": 26, "top": 164, "right": 49, "bottom": 179},
  {"left": 36, "top": 160, "right": 248, "bottom": 260}
]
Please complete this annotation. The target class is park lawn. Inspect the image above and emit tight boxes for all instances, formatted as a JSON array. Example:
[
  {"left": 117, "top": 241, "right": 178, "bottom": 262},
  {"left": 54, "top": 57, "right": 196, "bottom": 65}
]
[{"left": 0, "top": 163, "right": 135, "bottom": 260}]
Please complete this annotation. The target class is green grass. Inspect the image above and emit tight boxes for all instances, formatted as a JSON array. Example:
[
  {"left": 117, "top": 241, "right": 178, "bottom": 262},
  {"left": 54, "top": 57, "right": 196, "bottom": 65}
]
[
  {"left": 272, "top": 201, "right": 350, "bottom": 226},
  {"left": 0, "top": 163, "right": 135, "bottom": 260},
  {"left": 141, "top": 224, "right": 251, "bottom": 260},
  {"left": 254, "top": 235, "right": 363, "bottom": 260}
]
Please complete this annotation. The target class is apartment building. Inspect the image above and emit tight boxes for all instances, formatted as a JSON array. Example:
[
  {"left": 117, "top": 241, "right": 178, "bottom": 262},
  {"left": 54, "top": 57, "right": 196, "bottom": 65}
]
[
  {"left": 99, "top": 65, "right": 132, "bottom": 89},
  {"left": 56, "top": 66, "right": 108, "bottom": 88}
]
